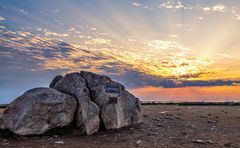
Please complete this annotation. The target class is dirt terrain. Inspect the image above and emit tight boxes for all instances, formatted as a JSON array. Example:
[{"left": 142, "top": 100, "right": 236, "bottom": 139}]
[{"left": 1, "top": 105, "right": 240, "bottom": 148}]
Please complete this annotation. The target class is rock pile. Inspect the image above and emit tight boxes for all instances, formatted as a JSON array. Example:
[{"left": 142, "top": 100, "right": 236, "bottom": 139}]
[{"left": 0, "top": 71, "right": 143, "bottom": 136}]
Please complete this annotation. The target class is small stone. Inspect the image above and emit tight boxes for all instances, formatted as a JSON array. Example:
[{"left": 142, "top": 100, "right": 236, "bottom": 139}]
[
  {"left": 47, "top": 137, "right": 53, "bottom": 141},
  {"left": 54, "top": 140, "right": 64, "bottom": 144},
  {"left": 200, "top": 115, "right": 207, "bottom": 118},
  {"left": 160, "top": 111, "right": 168, "bottom": 114},
  {"left": 192, "top": 139, "right": 215, "bottom": 144},
  {"left": 3, "top": 139, "right": 8, "bottom": 143},
  {"left": 157, "top": 123, "right": 163, "bottom": 127},
  {"left": 207, "top": 120, "right": 217, "bottom": 123},
  {"left": 192, "top": 140, "right": 205, "bottom": 144},
  {"left": 181, "top": 132, "right": 187, "bottom": 135},
  {"left": 211, "top": 127, "right": 216, "bottom": 131},
  {"left": 206, "top": 140, "right": 215, "bottom": 144},
  {"left": 136, "top": 140, "right": 142, "bottom": 145}
]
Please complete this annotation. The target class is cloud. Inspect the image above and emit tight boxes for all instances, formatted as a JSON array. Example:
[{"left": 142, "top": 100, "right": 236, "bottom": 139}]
[
  {"left": 90, "top": 27, "right": 97, "bottom": 31},
  {"left": 128, "top": 38, "right": 136, "bottom": 42},
  {"left": 17, "top": 31, "right": 31, "bottom": 37},
  {"left": 159, "top": 1, "right": 184, "bottom": 9},
  {"left": 148, "top": 40, "right": 190, "bottom": 51},
  {"left": 218, "top": 54, "right": 239, "bottom": 59},
  {"left": 159, "top": 1, "right": 194, "bottom": 10},
  {"left": 202, "top": 4, "right": 227, "bottom": 12},
  {"left": 45, "top": 31, "right": 69, "bottom": 37},
  {"left": 112, "top": 69, "right": 240, "bottom": 89},
  {"left": 1, "top": 27, "right": 240, "bottom": 90},
  {"left": 212, "top": 4, "right": 226, "bottom": 12},
  {"left": 236, "top": 15, "right": 240, "bottom": 20},
  {"left": 158, "top": 2, "right": 227, "bottom": 13},
  {"left": 0, "top": 16, "right": 6, "bottom": 21},
  {"left": 231, "top": 7, "right": 240, "bottom": 20},
  {"left": 175, "top": 24, "right": 193, "bottom": 32},
  {"left": 203, "top": 7, "right": 211, "bottom": 12},
  {"left": 68, "top": 28, "right": 76, "bottom": 32},
  {"left": 132, "top": 2, "right": 151, "bottom": 9},
  {"left": 0, "top": 31, "right": 239, "bottom": 91},
  {"left": 85, "top": 38, "right": 111, "bottom": 45},
  {"left": 132, "top": 3, "right": 140, "bottom": 7},
  {"left": 168, "top": 35, "right": 178, "bottom": 38},
  {"left": 16, "top": 8, "right": 28, "bottom": 14}
]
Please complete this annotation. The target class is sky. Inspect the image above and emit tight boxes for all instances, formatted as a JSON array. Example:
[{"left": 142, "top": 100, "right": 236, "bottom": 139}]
[{"left": 0, "top": 0, "right": 240, "bottom": 103}]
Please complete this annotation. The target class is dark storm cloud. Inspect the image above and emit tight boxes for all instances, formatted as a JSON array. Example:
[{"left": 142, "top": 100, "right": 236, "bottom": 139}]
[{"left": 109, "top": 70, "right": 240, "bottom": 89}]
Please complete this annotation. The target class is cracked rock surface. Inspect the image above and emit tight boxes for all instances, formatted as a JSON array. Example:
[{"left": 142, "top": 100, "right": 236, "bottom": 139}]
[
  {"left": 52, "top": 73, "right": 100, "bottom": 135},
  {"left": 1, "top": 88, "right": 77, "bottom": 136},
  {"left": 81, "top": 71, "right": 143, "bottom": 130}
]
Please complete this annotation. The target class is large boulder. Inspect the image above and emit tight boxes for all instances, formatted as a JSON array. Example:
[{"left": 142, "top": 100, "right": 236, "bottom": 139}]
[
  {"left": 80, "top": 71, "right": 143, "bottom": 130},
  {"left": 49, "top": 75, "right": 63, "bottom": 88},
  {"left": 1, "top": 88, "right": 77, "bottom": 136},
  {"left": 52, "top": 73, "right": 100, "bottom": 135}
]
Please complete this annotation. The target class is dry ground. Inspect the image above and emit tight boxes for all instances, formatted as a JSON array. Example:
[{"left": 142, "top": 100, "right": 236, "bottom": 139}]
[{"left": 1, "top": 105, "right": 240, "bottom": 148}]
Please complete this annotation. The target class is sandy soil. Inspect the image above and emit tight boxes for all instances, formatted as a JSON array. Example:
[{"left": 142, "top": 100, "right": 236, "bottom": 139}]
[{"left": 1, "top": 105, "right": 240, "bottom": 148}]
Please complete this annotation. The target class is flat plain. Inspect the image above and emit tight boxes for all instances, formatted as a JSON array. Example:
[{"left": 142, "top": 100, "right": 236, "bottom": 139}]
[{"left": 0, "top": 105, "right": 240, "bottom": 148}]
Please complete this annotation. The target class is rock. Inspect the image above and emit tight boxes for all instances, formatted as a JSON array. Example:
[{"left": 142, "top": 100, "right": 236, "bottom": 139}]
[
  {"left": 3, "top": 138, "right": 8, "bottom": 143},
  {"left": 80, "top": 71, "right": 143, "bottom": 130},
  {"left": 54, "top": 140, "right": 64, "bottom": 144},
  {"left": 192, "top": 139, "right": 215, "bottom": 144},
  {"left": 206, "top": 140, "right": 215, "bottom": 144},
  {"left": 207, "top": 120, "right": 217, "bottom": 123},
  {"left": 53, "top": 73, "right": 100, "bottom": 135},
  {"left": 49, "top": 75, "right": 63, "bottom": 88},
  {"left": 160, "top": 111, "right": 168, "bottom": 114},
  {"left": 53, "top": 135, "right": 59, "bottom": 138},
  {"left": 2, "top": 88, "right": 77, "bottom": 136},
  {"left": 192, "top": 140, "right": 205, "bottom": 144},
  {"left": 136, "top": 140, "right": 142, "bottom": 145}
]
